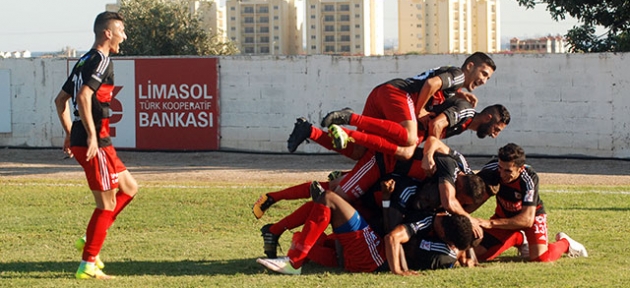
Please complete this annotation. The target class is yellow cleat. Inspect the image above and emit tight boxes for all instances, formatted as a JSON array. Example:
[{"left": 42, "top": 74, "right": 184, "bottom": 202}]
[
  {"left": 75, "top": 262, "right": 114, "bottom": 280},
  {"left": 75, "top": 236, "right": 105, "bottom": 270}
]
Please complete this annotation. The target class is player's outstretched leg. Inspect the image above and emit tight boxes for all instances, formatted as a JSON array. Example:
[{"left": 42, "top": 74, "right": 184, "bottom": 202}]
[
  {"left": 287, "top": 117, "right": 312, "bottom": 153},
  {"left": 556, "top": 232, "right": 588, "bottom": 258},
  {"left": 320, "top": 107, "right": 354, "bottom": 128}
]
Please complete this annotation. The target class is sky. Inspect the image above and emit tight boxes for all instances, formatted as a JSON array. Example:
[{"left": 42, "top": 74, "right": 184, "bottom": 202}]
[{"left": 0, "top": 0, "right": 583, "bottom": 52}]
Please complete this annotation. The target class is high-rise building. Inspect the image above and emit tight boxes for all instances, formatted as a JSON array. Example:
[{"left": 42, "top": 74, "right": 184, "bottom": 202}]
[
  {"left": 304, "top": 0, "right": 383, "bottom": 56},
  {"left": 397, "top": 0, "right": 500, "bottom": 54},
  {"left": 226, "top": 0, "right": 303, "bottom": 55},
  {"left": 510, "top": 36, "right": 566, "bottom": 53}
]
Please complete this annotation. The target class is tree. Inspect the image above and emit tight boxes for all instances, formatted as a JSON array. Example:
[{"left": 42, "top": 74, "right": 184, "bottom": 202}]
[
  {"left": 118, "top": 0, "right": 238, "bottom": 56},
  {"left": 517, "top": 0, "right": 630, "bottom": 52}
]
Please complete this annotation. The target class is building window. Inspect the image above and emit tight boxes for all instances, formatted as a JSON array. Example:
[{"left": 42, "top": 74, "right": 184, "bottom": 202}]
[
  {"left": 244, "top": 7, "right": 254, "bottom": 13},
  {"left": 355, "top": 24, "right": 360, "bottom": 28},
  {"left": 260, "top": 36, "right": 269, "bottom": 43},
  {"left": 274, "top": 6, "right": 278, "bottom": 10},
  {"left": 311, "top": 45, "right": 317, "bottom": 50},
  {"left": 355, "top": 45, "right": 361, "bottom": 49},
  {"left": 274, "top": 26, "right": 279, "bottom": 30},
  {"left": 355, "top": 4, "right": 360, "bottom": 8},
  {"left": 260, "top": 46, "right": 270, "bottom": 53},
  {"left": 245, "top": 27, "right": 254, "bottom": 33},
  {"left": 274, "top": 46, "right": 279, "bottom": 51},
  {"left": 341, "top": 45, "right": 350, "bottom": 52},
  {"left": 245, "top": 37, "right": 254, "bottom": 43},
  {"left": 260, "top": 27, "right": 269, "bottom": 33},
  {"left": 230, "top": 7, "right": 235, "bottom": 10},
  {"left": 311, "top": 25, "right": 316, "bottom": 29},
  {"left": 355, "top": 14, "right": 360, "bottom": 18},
  {"left": 325, "top": 15, "right": 334, "bottom": 21},
  {"left": 340, "top": 4, "right": 350, "bottom": 11},
  {"left": 355, "top": 34, "right": 360, "bottom": 39},
  {"left": 311, "top": 35, "right": 316, "bottom": 39},
  {"left": 340, "top": 15, "right": 350, "bottom": 21},
  {"left": 245, "top": 17, "right": 254, "bottom": 23},
  {"left": 230, "top": 17, "right": 236, "bottom": 21},
  {"left": 260, "top": 17, "right": 269, "bottom": 23},
  {"left": 273, "top": 36, "right": 279, "bottom": 40},
  {"left": 325, "top": 45, "right": 335, "bottom": 52},
  {"left": 340, "top": 25, "right": 350, "bottom": 31},
  {"left": 325, "top": 25, "right": 334, "bottom": 31},
  {"left": 245, "top": 47, "right": 254, "bottom": 53},
  {"left": 274, "top": 16, "right": 278, "bottom": 20},
  {"left": 325, "top": 5, "right": 334, "bottom": 11},
  {"left": 340, "top": 35, "right": 350, "bottom": 41},
  {"left": 231, "top": 27, "right": 236, "bottom": 31},
  {"left": 311, "top": 5, "right": 315, "bottom": 9},
  {"left": 325, "top": 35, "right": 335, "bottom": 42},
  {"left": 311, "top": 15, "right": 316, "bottom": 19},
  {"left": 259, "top": 7, "right": 269, "bottom": 13}
]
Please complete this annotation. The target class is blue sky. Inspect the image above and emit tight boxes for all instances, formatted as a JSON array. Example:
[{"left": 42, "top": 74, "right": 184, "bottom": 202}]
[{"left": 0, "top": 0, "right": 582, "bottom": 52}]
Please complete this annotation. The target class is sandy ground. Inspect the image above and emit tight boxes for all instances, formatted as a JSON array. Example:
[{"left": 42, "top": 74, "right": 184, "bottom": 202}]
[{"left": 1, "top": 148, "right": 629, "bottom": 186}]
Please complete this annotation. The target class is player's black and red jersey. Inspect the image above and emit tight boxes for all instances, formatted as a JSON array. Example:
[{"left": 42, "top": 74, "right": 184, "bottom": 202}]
[
  {"left": 476, "top": 161, "right": 546, "bottom": 218},
  {"left": 62, "top": 49, "right": 114, "bottom": 148},
  {"left": 402, "top": 214, "right": 458, "bottom": 270},
  {"left": 384, "top": 66, "right": 465, "bottom": 109}
]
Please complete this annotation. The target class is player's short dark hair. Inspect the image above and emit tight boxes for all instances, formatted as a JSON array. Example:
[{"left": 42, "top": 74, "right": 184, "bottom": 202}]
[
  {"left": 498, "top": 143, "right": 526, "bottom": 167},
  {"left": 480, "top": 104, "right": 511, "bottom": 125},
  {"left": 460, "top": 174, "right": 486, "bottom": 205},
  {"left": 463, "top": 52, "right": 496, "bottom": 71},
  {"left": 441, "top": 214, "right": 474, "bottom": 250},
  {"left": 94, "top": 11, "right": 124, "bottom": 35}
]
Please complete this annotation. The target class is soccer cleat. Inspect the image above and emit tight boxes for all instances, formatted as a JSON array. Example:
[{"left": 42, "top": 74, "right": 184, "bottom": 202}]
[
  {"left": 517, "top": 230, "right": 530, "bottom": 259},
  {"left": 309, "top": 181, "right": 326, "bottom": 201},
  {"left": 75, "top": 262, "right": 114, "bottom": 280},
  {"left": 556, "top": 232, "right": 588, "bottom": 258},
  {"left": 256, "top": 256, "right": 302, "bottom": 275},
  {"left": 75, "top": 236, "right": 105, "bottom": 270},
  {"left": 328, "top": 124, "right": 353, "bottom": 150},
  {"left": 320, "top": 107, "right": 354, "bottom": 128},
  {"left": 327, "top": 170, "right": 344, "bottom": 182},
  {"left": 261, "top": 224, "right": 281, "bottom": 258},
  {"left": 253, "top": 194, "right": 275, "bottom": 219},
  {"left": 287, "top": 117, "right": 312, "bottom": 153}
]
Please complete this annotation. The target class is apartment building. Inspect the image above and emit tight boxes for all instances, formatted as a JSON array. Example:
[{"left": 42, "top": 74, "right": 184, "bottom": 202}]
[
  {"left": 226, "top": 0, "right": 303, "bottom": 55},
  {"left": 304, "top": 0, "right": 383, "bottom": 56},
  {"left": 398, "top": 0, "right": 500, "bottom": 54},
  {"left": 510, "top": 35, "right": 566, "bottom": 53}
]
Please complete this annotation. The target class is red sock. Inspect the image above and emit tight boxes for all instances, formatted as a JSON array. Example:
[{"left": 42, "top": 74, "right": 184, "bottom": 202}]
[
  {"left": 112, "top": 191, "right": 134, "bottom": 221},
  {"left": 269, "top": 201, "right": 315, "bottom": 235},
  {"left": 345, "top": 128, "right": 399, "bottom": 156},
  {"left": 350, "top": 114, "right": 409, "bottom": 145},
  {"left": 83, "top": 209, "right": 114, "bottom": 262},
  {"left": 287, "top": 202, "right": 331, "bottom": 268},
  {"left": 535, "top": 239, "right": 569, "bottom": 262},
  {"left": 310, "top": 126, "right": 357, "bottom": 159},
  {"left": 267, "top": 182, "right": 330, "bottom": 203}
]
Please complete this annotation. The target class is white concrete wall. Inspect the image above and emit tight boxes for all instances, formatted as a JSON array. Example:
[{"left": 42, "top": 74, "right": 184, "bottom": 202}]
[{"left": 1, "top": 53, "right": 629, "bottom": 158}]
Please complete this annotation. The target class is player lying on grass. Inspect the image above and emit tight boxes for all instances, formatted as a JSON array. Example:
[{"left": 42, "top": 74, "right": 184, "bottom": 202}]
[
  {"left": 472, "top": 143, "right": 588, "bottom": 262},
  {"left": 256, "top": 181, "right": 476, "bottom": 275}
]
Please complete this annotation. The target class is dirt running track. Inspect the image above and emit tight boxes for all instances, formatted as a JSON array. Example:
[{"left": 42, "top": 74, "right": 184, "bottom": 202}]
[{"left": 1, "top": 148, "right": 629, "bottom": 186}]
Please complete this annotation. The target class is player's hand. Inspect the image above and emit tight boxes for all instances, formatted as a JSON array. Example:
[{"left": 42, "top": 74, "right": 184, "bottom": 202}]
[
  {"left": 380, "top": 178, "right": 395, "bottom": 200},
  {"left": 469, "top": 218, "right": 484, "bottom": 239},
  {"left": 422, "top": 157, "right": 436, "bottom": 177},
  {"left": 63, "top": 134, "right": 73, "bottom": 158},
  {"left": 86, "top": 135, "right": 98, "bottom": 161},
  {"left": 456, "top": 91, "right": 478, "bottom": 107}
]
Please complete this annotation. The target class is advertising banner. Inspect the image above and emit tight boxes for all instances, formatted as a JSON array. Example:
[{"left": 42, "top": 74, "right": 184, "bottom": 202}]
[{"left": 67, "top": 57, "right": 220, "bottom": 150}]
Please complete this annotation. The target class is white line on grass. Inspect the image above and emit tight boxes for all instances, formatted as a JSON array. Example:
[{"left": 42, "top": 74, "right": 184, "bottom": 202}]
[{"left": 4, "top": 182, "right": 630, "bottom": 194}]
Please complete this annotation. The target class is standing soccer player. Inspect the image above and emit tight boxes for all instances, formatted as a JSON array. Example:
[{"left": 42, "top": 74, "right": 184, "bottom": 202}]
[{"left": 54, "top": 11, "right": 136, "bottom": 280}]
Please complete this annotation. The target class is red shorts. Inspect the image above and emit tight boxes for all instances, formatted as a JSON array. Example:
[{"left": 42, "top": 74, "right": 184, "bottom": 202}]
[
  {"left": 338, "top": 151, "right": 427, "bottom": 201},
  {"left": 70, "top": 145, "right": 126, "bottom": 191},
  {"left": 481, "top": 213, "right": 549, "bottom": 260},
  {"left": 362, "top": 84, "right": 416, "bottom": 124},
  {"left": 334, "top": 226, "right": 386, "bottom": 272}
]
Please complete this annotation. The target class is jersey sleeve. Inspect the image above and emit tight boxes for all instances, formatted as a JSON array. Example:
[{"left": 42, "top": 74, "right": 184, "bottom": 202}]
[
  {"left": 434, "top": 152, "right": 459, "bottom": 186},
  {"left": 403, "top": 214, "right": 434, "bottom": 238},
  {"left": 520, "top": 166, "right": 540, "bottom": 207},
  {"left": 442, "top": 98, "right": 475, "bottom": 128},
  {"left": 436, "top": 66, "right": 464, "bottom": 90}
]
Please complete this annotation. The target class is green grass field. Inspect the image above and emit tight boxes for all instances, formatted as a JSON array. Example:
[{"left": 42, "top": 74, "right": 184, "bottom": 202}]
[{"left": 1, "top": 178, "right": 630, "bottom": 287}]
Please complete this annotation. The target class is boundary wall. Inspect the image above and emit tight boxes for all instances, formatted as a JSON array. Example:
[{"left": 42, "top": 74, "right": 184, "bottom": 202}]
[{"left": 1, "top": 53, "right": 629, "bottom": 158}]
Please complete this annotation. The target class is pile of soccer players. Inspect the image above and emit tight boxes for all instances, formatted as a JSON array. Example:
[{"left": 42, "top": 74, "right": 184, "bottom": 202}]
[{"left": 252, "top": 52, "right": 588, "bottom": 275}]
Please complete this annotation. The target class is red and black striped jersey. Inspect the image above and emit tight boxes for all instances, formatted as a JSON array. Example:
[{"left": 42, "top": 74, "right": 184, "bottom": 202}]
[
  {"left": 62, "top": 49, "right": 115, "bottom": 147},
  {"left": 384, "top": 66, "right": 465, "bottom": 109}
]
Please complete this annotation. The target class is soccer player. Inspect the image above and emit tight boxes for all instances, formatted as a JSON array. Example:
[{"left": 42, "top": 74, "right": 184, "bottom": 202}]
[
  {"left": 54, "top": 11, "right": 135, "bottom": 279},
  {"left": 253, "top": 103, "right": 510, "bottom": 219},
  {"left": 473, "top": 143, "right": 588, "bottom": 262},
  {"left": 287, "top": 52, "right": 496, "bottom": 160}
]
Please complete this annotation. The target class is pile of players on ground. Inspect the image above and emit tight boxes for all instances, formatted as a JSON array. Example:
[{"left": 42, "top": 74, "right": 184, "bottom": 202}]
[{"left": 252, "top": 52, "right": 587, "bottom": 276}]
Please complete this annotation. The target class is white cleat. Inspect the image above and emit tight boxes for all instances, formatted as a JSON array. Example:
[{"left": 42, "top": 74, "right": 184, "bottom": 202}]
[
  {"left": 556, "top": 232, "right": 588, "bottom": 258},
  {"left": 256, "top": 256, "right": 302, "bottom": 275}
]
